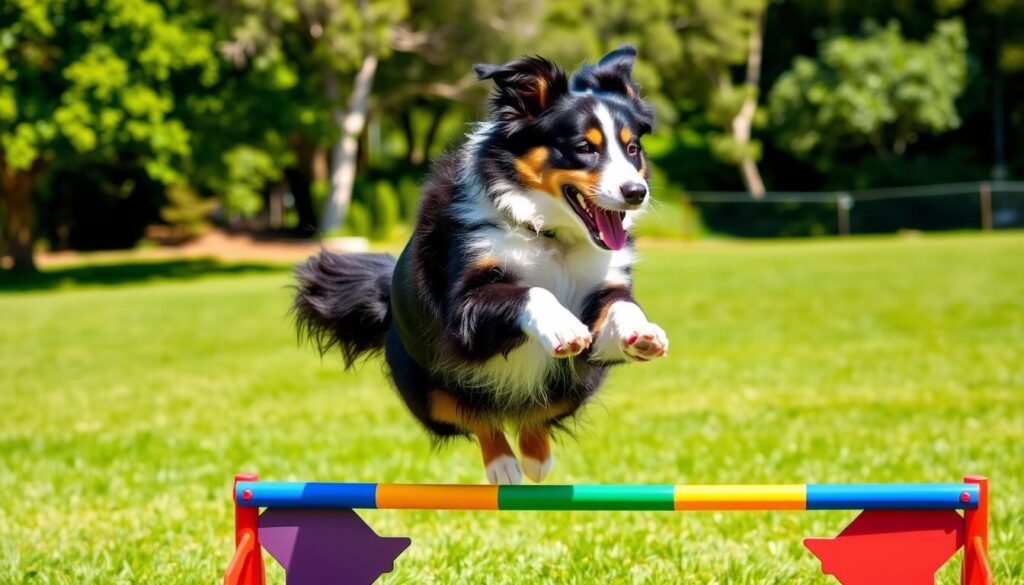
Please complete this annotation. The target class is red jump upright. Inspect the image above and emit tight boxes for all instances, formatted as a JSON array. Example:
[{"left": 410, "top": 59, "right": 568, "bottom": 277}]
[
  {"left": 224, "top": 473, "right": 267, "bottom": 585},
  {"left": 962, "top": 475, "right": 992, "bottom": 585}
]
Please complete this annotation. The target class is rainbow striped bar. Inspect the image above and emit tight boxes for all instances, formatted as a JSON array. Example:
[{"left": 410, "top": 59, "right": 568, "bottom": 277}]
[{"left": 235, "top": 481, "right": 979, "bottom": 511}]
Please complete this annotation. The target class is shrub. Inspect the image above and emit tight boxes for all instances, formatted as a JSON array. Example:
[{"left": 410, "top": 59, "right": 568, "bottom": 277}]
[
  {"left": 160, "top": 185, "right": 217, "bottom": 241},
  {"left": 397, "top": 176, "right": 421, "bottom": 220},
  {"left": 371, "top": 181, "right": 401, "bottom": 240},
  {"left": 344, "top": 201, "right": 372, "bottom": 238}
]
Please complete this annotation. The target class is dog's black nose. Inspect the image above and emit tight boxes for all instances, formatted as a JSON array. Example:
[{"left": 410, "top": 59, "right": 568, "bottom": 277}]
[{"left": 621, "top": 182, "right": 647, "bottom": 205}]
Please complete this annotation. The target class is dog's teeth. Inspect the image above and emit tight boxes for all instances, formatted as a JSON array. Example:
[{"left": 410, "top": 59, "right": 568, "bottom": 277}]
[{"left": 576, "top": 193, "right": 586, "bottom": 207}]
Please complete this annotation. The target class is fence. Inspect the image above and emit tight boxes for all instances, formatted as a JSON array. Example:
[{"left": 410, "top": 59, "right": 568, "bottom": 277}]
[{"left": 686, "top": 181, "right": 1024, "bottom": 236}]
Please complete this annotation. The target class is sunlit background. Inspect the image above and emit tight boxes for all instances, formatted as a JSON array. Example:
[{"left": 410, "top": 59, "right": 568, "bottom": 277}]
[
  {"left": 2, "top": 0, "right": 1023, "bottom": 268},
  {"left": 1, "top": 1, "right": 1022, "bottom": 584}
]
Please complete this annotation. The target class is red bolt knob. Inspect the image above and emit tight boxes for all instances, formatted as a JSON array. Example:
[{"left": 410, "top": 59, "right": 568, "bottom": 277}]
[
  {"left": 959, "top": 491, "right": 971, "bottom": 503},
  {"left": 242, "top": 489, "right": 253, "bottom": 501}
]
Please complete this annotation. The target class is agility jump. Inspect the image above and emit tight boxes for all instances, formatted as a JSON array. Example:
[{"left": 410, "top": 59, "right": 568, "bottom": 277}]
[{"left": 224, "top": 473, "right": 991, "bottom": 585}]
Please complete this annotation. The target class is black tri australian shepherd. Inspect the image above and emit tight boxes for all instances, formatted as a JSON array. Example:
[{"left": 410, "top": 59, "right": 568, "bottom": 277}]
[{"left": 294, "top": 46, "right": 668, "bottom": 485}]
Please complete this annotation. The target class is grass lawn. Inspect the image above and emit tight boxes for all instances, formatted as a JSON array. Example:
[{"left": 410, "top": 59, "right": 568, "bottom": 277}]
[{"left": 1, "top": 232, "right": 1022, "bottom": 584}]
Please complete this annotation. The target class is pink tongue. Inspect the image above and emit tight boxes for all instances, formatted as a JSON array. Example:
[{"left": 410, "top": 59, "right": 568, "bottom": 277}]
[{"left": 594, "top": 209, "right": 626, "bottom": 250}]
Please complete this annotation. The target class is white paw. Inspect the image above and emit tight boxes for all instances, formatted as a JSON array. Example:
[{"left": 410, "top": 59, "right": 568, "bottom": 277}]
[
  {"left": 520, "top": 288, "right": 592, "bottom": 358},
  {"left": 486, "top": 455, "right": 523, "bottom": 485},
  {"left": 590, "top": 301, "right": 668, "bottom": 362},
  {"left": 521, "top": 454, "right": 553, "bottom": 483},
  {"left": 621, "top": 321, "right": 668, "bottom": 362}
]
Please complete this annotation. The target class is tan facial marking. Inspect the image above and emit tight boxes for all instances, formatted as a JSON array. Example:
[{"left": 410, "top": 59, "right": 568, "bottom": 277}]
[
  {"left": 619, "top": 127, "right": 632, "bottom": 146},
  {"left": 513, "top": 147, "right": 548, "bottom": 188},
  {"left": 514, "top": 146, "right": 600, "bottom": 198},
  {"left": 586, "top": 127, "right": 603, "bottom": 147}
]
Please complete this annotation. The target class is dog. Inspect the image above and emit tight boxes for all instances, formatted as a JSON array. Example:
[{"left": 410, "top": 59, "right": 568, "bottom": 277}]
[{"left": 294, "top": 45, "right": 668, "bottom": 485}]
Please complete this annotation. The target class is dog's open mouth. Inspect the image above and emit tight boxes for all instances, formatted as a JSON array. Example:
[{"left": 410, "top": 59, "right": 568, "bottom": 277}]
[{"left": 562, "top": 185, "right": 627, "bottom": 251}]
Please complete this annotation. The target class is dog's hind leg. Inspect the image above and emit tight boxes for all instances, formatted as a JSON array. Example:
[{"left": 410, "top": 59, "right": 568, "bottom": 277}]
[
  {"left": 517, "top": 402, "right": 574, "bottom": 483},
  {"left": 428, "top": 390, "right": 521, "bottom": 485},
  {"left": 518, "top": 427, "right": 552, "bottom": 483}
]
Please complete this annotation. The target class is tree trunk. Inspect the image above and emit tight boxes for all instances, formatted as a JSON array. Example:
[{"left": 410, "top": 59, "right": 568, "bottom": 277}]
[
  {"left": 320, "top": 53, "right": 378, "bottom": 235},
  {"left": 357, "top": 121, "right": 370, "bottom": 174},
  {"left": 285, "top": 136, "right": 318, "bottom": 236},
  {"left": 1, "top": 161, "right": 39, "bottom": 273},
  {"left": 732, "top": 11, "right": 767, "bottom": 199}
]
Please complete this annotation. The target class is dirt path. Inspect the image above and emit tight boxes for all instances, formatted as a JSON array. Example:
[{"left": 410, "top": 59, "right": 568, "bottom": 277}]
[{"left": 36, "top": 230, "right": 327, "bottom": 267}]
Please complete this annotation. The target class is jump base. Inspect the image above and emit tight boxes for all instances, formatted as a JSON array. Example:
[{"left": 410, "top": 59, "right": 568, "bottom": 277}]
[{"left": 223, "top": 474, "right": 991, "bottom": 585}]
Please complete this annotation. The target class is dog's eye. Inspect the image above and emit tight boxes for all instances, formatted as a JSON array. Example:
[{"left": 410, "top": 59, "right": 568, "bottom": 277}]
[
  {"left": 627, "top": 143, "right": 640, "bottom": 156},
  {"left": 574, "top": 141, "right": 597, "bottom": 155}
]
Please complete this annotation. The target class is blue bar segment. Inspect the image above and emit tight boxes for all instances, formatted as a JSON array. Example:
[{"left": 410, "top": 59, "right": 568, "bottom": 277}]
[
  {"left": 237, "top": 481, "right": 377, "bottom": 509},
  {"left": 806, "top": 483, "right": 978, "bottom": 510}
]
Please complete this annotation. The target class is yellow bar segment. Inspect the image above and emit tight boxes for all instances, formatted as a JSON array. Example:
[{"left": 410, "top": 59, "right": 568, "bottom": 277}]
[
  {"left": 376, "top": 484, "right": 499, "bottom": 510},
  {"left": 674, "top": 484, "right": 807, "bottom": 510}
]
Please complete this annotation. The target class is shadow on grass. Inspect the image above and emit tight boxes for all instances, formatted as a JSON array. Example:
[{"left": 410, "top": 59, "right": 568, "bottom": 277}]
[{"left": 0, "top": 258, "right": 290, "bottom": 293}]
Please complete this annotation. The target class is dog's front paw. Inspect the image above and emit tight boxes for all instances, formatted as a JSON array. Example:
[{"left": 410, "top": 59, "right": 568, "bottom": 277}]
[
  {"left": 520, "top": 288, "right": 592, "bottom": 358},
  {"left": 590, "top": 301, "right": 668, "bottom": 363},
  {"left": 620, "top": 321, "right": 668, "bottom": 362}
]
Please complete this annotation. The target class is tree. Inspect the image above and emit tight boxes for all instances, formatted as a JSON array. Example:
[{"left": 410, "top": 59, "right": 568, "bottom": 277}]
[
  {"left": 704, "top": 6, "right": 768, "bottom": 197},
  {"left": 376, "top": 0, "right": 545, "bottom": 167},
  {"left": 768, "top": 19, "right": 968, "bottom": 165},
  {"left": 219, "top": 0, "right": 407, "bottom": 235},
  {"left": 531, "top": 0, "right": 770, "bottom": 196},
  {"left": 0, "top": 0, "right": 219, "bottom": 272}
]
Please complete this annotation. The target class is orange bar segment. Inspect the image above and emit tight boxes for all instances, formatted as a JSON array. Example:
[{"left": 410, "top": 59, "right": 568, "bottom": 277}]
[{"left": 376, "top": 484, "right": 499, "bottom": 510}]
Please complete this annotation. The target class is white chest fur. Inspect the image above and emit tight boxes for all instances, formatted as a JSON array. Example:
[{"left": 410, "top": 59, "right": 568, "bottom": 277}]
[
  {"left": 470, "top": 226, "right": 632, "bottom": 316},
  {"left": 452, "top": 226, "right": 633, "bottom": 407}
]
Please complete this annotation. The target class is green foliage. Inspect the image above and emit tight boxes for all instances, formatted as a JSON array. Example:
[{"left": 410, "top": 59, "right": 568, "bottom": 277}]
[
  {"left": 343, "top": 200, "right": 372, "bottom": 238},
  {"left": 160, "top": 185, "right": 217, "bottom": 240},
  {"left": 370, "top": 180, "right": 401, "bottom": 240},
  {"left": 213, "top": 0, "right": 410, "bottom": 232},
  {"left": 311, "top": 179, "right": 330, "bottom": 215},
  {"left": 635, "top": 163, "right": 705, "bottom": 239},
  {"left": 4, "top": 0, "right": 1021, "bottom": 253},
  {"left": 768, "top": 19, "right": 968, "bottom": 163},
  {"left": 705, "top": 83, "right": 765, "bottom": 165},
  {"left": 397, "top": 176, "right": 421, "bottom": 220},
  {"left": 215, "top": 146, "right": 288, "bottom": 218},
  {"left": 0, "top": 0, "right": 219, "bottom": 181}
]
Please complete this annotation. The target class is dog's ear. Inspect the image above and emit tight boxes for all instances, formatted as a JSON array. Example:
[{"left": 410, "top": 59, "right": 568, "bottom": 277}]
[
  {"left": 571, "top": 45, "right": 654, "bottom": 133},
  {"left": 474, "top": 56, "right": 569, "bottom": 134}
]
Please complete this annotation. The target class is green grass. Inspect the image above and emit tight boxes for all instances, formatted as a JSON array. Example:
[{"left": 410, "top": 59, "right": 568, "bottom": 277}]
[{"left": 1, "top": 233, "right": 1022, "bottom": 584}]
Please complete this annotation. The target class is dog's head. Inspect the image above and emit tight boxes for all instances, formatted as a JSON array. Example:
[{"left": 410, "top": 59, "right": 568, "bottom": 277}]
[{"left": 474, "top": 46, "right": 654, "bottom": 251}]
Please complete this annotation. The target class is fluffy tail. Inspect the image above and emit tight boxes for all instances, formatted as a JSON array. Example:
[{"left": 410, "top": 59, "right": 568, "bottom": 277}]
[{"left": 293, "top": 251, "right": 396, "bottom": 368}]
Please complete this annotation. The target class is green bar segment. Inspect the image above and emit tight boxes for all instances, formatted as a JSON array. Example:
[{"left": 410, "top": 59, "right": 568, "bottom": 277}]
[{"left": 498, "top": 484, "right": 675, "bottom": 511}]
